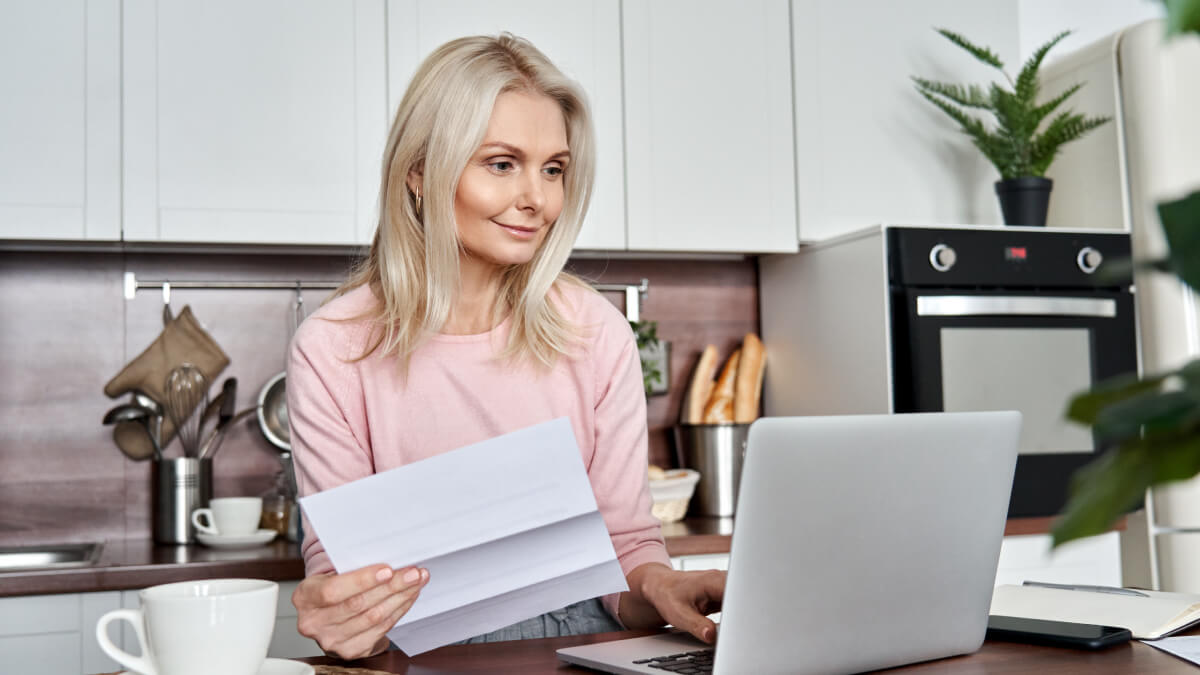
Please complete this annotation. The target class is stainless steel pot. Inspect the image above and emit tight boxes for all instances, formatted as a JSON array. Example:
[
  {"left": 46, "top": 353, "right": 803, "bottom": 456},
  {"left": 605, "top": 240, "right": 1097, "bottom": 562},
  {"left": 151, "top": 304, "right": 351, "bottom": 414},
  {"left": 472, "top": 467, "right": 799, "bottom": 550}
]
[
  {"left": 256, "top": 372, "right": 289, "bottom": 451},
  {"left": 256, "top": 371, "right": 299, "bottom": 528}
]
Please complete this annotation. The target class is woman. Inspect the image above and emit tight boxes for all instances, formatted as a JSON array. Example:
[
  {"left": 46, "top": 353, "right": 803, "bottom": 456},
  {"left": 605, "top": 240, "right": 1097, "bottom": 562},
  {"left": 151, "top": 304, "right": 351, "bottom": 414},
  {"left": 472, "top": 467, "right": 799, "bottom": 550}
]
[{"left": 288, "top": 34, "right": 724, "bottom": 660}]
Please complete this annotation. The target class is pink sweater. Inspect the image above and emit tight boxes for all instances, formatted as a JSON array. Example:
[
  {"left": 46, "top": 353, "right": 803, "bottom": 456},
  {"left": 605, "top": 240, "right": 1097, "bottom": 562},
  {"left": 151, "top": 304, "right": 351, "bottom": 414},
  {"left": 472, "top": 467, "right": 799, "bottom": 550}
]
[{"left": 287, "top": 282, "right": 670, "bottom": 623}]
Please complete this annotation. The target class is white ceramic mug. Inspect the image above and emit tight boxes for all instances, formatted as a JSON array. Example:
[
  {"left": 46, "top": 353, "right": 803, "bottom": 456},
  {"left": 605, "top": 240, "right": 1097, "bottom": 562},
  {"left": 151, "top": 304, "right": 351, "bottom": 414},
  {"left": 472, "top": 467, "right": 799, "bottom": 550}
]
[
  {"left": 96, "top": 578, "right": 278, "bottom": 675},
  {"left": 192, "top": 496, "right": 263, "bottom": 536}
]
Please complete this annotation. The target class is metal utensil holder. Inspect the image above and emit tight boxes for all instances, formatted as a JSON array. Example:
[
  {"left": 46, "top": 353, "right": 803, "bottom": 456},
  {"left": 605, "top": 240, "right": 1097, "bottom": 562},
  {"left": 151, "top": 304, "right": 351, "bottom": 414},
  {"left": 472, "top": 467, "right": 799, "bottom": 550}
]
[
  {"left": 673, "top": 423, "right": 750, "bottom": 517},
  {"left": 152, "top": 456, "right": 213, "bottom": 544}
]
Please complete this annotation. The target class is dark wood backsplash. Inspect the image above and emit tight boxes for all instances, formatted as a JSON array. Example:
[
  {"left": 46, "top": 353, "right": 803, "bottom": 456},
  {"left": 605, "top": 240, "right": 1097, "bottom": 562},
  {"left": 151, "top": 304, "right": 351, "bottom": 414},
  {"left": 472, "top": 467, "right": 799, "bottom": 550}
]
[{"left": 0, "top": 250, "right": 757, "bottom": 545}]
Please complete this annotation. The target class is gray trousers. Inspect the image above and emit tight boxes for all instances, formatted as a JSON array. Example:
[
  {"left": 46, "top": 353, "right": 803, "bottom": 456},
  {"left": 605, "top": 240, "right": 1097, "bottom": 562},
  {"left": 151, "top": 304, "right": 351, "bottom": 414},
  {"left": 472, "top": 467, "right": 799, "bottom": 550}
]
[
  {"left": 453, "top": 597, "right": 623, "bottom": 644},
  {"left": 390, "top": 597, "right": 622, "bottom": 650}
]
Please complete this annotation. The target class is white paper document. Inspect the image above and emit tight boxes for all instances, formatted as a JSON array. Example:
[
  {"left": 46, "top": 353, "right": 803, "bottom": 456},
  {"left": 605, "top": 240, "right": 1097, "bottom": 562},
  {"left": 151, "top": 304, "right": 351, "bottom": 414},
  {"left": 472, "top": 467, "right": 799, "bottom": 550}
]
[
  {"left": 298, "top": 417, "right": 629, "bottom": 655},
  {"left": 1143, "top": 635, "right": 1200, "bottom": 666}
]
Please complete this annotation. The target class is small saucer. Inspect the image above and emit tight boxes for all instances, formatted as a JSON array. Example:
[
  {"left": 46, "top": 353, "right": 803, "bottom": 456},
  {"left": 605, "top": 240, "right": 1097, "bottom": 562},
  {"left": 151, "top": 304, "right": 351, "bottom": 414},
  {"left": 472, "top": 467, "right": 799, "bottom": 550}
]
[
  {"left": 119, "top": 657, "right": 314, "bottom": 675},
  {"left": 195, "top": 528, "right": 278, "bottom": 549}
]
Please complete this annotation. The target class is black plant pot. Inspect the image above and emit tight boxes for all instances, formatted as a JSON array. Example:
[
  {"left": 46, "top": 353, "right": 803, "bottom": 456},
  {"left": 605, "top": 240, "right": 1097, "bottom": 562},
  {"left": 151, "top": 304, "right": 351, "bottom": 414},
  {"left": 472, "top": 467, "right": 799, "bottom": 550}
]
[{"left": 995, "top": 176, "right": 1053, "bottom": 227}]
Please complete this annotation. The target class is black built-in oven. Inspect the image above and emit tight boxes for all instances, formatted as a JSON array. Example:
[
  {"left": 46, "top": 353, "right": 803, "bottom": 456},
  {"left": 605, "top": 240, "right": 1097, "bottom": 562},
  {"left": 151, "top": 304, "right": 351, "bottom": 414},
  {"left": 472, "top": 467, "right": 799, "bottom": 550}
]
[{"left": 887, "top": 228, "right": 1137, "bottom": 518}]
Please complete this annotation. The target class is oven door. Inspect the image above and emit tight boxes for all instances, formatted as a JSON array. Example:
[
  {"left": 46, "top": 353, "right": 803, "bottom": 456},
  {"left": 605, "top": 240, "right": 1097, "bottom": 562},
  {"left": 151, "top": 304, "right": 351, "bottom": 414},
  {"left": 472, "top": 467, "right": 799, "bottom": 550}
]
[{"left": 891, "top": 289, "right": 1139, "bottom": 518}]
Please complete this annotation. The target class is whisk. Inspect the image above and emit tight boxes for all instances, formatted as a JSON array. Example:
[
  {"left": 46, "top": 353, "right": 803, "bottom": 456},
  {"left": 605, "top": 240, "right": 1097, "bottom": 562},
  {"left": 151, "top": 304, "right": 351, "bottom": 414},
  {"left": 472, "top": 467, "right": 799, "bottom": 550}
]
[{"left": 164, "top": 364, "right": 209, "bottom": 457}]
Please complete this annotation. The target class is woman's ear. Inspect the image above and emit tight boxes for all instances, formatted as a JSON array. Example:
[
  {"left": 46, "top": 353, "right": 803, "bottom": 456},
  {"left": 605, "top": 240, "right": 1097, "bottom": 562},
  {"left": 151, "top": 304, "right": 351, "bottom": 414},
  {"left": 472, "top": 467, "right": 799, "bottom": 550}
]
[{"left": 405, "top": 168, "right": 423, "bottom": 198}]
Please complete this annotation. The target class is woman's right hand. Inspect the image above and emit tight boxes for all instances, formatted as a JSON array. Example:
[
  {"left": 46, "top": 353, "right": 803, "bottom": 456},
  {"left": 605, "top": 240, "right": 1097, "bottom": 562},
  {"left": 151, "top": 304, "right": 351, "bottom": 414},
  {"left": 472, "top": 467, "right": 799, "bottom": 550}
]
[{"left": 293, "top": 563, "right": 430, "bottom": 659}]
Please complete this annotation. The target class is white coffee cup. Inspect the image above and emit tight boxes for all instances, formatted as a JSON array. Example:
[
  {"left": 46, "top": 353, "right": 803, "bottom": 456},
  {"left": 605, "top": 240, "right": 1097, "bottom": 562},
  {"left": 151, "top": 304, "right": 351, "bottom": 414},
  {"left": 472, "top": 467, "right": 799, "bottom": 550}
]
[
  {"left": 192, "top": 496, "right": 263, "bottom": 536},
  {"left": 96, "top": 578, "right": 278, "bottom": 675}
]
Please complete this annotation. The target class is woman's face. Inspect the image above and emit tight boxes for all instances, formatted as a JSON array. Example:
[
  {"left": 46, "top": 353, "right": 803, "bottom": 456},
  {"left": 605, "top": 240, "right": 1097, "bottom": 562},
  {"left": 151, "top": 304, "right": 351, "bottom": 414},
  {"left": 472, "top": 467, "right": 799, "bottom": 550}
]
[{"left": 454, "top": 90, "right": 569, "bottom": 269}]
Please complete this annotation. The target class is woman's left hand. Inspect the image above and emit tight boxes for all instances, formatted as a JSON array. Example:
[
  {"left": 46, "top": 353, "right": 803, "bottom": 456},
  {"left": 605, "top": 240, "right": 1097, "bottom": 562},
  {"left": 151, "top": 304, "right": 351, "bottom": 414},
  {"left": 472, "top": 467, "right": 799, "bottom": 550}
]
[{"left": 628, "top": 564, "right": 726, "bottom": 644}]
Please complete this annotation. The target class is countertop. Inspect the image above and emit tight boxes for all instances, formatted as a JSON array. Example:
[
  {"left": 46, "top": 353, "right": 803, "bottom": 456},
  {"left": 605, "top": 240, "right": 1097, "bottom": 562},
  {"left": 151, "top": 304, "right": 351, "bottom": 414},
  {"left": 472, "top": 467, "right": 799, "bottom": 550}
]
[
  {"left": 0, "top": 515, "right": 1088, "bottom": 598},
  {"left": 0, "top": 538, "right": 306, "bottom": 597},
  {"left": 0, "top": 518, "right": 736, "bottom": 598}
]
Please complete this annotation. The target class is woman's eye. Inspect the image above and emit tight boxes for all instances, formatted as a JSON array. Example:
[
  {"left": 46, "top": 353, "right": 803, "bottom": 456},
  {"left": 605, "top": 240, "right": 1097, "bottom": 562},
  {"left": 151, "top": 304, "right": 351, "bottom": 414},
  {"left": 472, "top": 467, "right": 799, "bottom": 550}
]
[
  {"left": 489, "top": 160, "right": 514, "bottom": 172},
  {"left": 543, "top": 165, "right": 564, "bottom": 177}
]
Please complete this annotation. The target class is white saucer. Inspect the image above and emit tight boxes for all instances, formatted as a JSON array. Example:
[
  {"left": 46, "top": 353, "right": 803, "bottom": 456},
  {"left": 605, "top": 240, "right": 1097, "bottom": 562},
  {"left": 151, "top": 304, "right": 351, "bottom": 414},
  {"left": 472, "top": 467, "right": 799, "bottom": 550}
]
[
  {"left": 195, "top": 528, "right": 278, "bottom": 549},
  {"left": 120, "top": 657, "right": 314, "bottom": 675}
]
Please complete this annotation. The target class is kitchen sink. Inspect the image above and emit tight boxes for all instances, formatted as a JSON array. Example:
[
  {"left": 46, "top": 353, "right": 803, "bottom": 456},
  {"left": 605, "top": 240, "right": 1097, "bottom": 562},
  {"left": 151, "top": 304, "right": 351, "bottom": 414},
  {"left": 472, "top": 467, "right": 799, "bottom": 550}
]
[{"left": 0, "top": 542, "right": 103, "bottom": 572}]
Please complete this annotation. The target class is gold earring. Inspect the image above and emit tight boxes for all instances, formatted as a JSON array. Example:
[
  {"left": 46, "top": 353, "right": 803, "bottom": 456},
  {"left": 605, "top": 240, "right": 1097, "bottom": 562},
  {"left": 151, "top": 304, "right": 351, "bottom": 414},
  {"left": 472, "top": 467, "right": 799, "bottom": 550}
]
[{"left": 414, "top": 192, "right": 422, "bottom": 214}]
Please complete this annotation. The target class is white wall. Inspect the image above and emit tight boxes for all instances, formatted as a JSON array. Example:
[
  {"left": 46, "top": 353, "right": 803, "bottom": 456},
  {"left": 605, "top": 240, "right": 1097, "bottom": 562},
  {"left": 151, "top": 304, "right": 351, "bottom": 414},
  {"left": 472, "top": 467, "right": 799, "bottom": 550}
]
[{"left": 1018, "top": 0, "right": 1164, "bottom": 62}]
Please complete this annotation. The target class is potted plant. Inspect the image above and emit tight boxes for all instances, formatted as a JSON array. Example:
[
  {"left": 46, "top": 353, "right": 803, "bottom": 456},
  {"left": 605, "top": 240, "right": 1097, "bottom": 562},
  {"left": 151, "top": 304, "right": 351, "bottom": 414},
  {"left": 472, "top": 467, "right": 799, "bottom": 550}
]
[
  {"left": 631, "top": 319, "right": 669, "bottom": 397},
  {"left": 1051, "top": 1, "right": 1200, "bottom": 547},
  {"left": 913, "top": 29, "right": 1110, "bottom": 227}
]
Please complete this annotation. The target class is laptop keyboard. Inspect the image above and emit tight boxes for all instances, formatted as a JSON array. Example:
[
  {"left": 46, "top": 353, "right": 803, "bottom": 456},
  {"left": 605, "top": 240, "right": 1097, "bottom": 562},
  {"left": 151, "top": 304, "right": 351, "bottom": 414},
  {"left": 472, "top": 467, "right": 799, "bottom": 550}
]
[{"left": 633, "top": 648, "right": 715, "bottom": 673}]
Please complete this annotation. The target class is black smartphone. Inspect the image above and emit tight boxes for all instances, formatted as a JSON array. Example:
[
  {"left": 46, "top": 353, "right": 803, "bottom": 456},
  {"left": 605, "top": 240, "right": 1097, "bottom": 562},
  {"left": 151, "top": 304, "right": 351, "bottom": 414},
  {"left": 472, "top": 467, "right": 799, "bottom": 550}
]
[{"left": 986, "top": 615, "right": 1132, "bottom": 650}]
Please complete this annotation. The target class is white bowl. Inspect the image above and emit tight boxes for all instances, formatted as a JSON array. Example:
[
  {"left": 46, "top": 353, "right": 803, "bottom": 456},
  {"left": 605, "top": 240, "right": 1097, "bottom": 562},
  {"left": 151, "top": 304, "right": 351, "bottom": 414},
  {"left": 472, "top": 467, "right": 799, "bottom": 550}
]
[{"left": 649, "top": 469, "right": 700, "bottom": 523}]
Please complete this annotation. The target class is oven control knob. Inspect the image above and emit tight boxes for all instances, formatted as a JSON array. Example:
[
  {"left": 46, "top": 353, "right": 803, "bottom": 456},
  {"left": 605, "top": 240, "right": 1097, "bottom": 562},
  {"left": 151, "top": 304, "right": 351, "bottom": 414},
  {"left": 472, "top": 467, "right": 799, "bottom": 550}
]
[
  {"left": 1077, "top": 247, "right": 1103, "bottom": 274},
  {"left": 929, "top": 244, "right": 957, "bottom": 272}
]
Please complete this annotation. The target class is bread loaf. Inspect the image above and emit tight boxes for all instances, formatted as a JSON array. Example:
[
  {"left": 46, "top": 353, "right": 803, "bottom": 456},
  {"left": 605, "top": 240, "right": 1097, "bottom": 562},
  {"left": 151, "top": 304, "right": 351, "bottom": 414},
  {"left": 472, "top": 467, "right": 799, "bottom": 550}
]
[
  {"left": 734, "top": 333, "right": 766, "bottom": 423},
  {"left": 702, "top": 349, "right": 740, "bottom": 424},
  {"left": 684, "top": 344, "right": 719, "bottom": 424}
]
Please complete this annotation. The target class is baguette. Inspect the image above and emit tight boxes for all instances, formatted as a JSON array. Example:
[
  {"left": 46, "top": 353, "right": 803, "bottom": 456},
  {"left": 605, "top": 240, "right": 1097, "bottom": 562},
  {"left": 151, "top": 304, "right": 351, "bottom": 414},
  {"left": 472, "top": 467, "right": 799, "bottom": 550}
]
[
  {"left": 684, "top": 344, "right": 719, "bottom": 424},
  {"left": 702, "top": 349, "right": 740, "bottom": 424},
  {"left": 734, "top": 333, "right": 766, "bottom": 423}
]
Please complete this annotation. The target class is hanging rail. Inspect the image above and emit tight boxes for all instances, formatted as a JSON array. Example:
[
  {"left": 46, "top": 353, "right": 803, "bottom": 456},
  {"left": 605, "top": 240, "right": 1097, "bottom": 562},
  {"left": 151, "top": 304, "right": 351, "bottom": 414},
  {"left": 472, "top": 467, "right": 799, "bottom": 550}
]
[{"left": 123, "top": 272, "right": 649, "bottom": 321}]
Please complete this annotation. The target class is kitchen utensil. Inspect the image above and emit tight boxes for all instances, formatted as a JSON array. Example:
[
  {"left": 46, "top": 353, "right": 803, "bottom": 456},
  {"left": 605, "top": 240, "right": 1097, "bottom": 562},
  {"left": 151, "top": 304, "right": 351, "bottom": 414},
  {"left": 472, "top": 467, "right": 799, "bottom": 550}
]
[
  {"left": 102, "top": 403, "right": 150, "bottom": 426},
  {"left": 164, "top": 364, "right": 209, "bottom": 457},
  {"left": 104, "top": 401, "right": 163, "bottom": 461},
  {"left": 200, "top": 389, "right": 225, "bottom": 432},
  {"left": 151, "top": 455, "right": 212, "bottom": 544},
  {"left": 161, "top": 281, "right": 173, "bottom": 326},
  {"left": 257, "top": 372, "right": 290, "bottom": 451},
  {"left": 132, "top": 391, "right": 167, "bottom": 449},
  {"left": 256, "top": 372, "right": 299, "bottom": 505},
  {"left": 199, "top": 408, "right": 256, "bottom": 460},
  {"left": 196, "top": 377, "right": 234, "bottom": 451}
]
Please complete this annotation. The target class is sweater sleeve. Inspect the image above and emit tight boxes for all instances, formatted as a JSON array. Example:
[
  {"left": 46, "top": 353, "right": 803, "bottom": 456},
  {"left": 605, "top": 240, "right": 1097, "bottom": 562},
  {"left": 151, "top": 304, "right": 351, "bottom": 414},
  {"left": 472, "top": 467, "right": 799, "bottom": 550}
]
[
  {"left": 287, "top": 316, "right": 375, "bottom": 578},
  {"left": 584, "top": 303, "right": 672, "bottom": 622}
]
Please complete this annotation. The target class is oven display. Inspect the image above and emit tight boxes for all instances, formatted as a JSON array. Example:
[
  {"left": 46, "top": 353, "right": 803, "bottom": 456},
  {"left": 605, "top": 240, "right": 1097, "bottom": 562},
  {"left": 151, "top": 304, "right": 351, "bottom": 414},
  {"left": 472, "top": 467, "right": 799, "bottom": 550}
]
[{"left": 1005, "top": 246, "right": 1028, "bottom": 261}]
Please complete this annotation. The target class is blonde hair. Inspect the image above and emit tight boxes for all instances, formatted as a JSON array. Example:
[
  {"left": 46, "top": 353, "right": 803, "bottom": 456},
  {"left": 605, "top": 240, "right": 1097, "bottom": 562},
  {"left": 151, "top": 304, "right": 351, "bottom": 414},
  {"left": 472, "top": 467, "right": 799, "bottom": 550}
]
[{"left": 339, "top": 33, "right": 596, "bottom": 371}]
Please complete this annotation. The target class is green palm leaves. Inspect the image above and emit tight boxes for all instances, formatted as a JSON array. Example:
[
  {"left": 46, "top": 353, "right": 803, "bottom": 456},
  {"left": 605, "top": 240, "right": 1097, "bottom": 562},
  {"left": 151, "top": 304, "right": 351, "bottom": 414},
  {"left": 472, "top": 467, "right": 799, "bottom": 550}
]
[
  {"left": 913, "top": 29, "right": 1110, "bottom": 180},
  {"left": 1054, "top": 192, "right": 1200, "bottom": 546}
]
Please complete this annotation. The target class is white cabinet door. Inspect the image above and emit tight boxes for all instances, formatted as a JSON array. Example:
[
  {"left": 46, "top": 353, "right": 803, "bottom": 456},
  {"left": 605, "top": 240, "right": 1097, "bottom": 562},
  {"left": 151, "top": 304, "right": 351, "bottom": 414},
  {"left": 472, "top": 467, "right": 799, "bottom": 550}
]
[
  {"left": 791, "top": 0, "right": 1020, "bottom": 242},
  {"left": 386, "top": 0, "right": 625, "bottom": 251},
  {"left": 270, "top": 580, "right": 322, "bottom": 659},
  {"left": 0, "top": 0, "right": 120, "bottom": 240},
  {"left": 0, "top": 591, "right": 125, "bottom": 675},
  {"left": 623, "top": 0, "right": 796, "bottom": 253},
  {"left": 123, "top": 0, "right": 388, "bottom": 245}
]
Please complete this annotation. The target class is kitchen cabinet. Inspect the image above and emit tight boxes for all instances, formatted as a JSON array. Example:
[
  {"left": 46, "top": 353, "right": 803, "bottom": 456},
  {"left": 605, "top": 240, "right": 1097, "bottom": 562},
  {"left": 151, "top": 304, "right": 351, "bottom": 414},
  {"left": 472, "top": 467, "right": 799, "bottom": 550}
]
[
  {"left": 385, "top": 0, "right": 626, "bottom": 251},
  {"left": 0, "top": 581, "right": 317, "bottom": 675},
  {"left": 122, "top": 0, "right": 389, "bottom": 245},
  {"left": 671, "top": 553, "right": 730, "bottom": 572},
  {"left": 622, "top": 0, "right": 797, "bottom": 253},
  {"left": 0, "top": 591, "right": 121, "bottom": 674},
  {"left": 790, "top": 0, "right": 1020, "bottom": 242},
  {"left": 0, "top": 0, "right": 120, "bottom": 241}
]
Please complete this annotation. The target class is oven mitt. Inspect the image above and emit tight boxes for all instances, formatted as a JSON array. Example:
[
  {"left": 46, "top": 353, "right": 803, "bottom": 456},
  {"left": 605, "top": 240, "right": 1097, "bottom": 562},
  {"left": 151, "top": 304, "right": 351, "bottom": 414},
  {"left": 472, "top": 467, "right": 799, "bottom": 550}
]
[{"left": 105, "top": 306, "right": 230, "bottom": 459}]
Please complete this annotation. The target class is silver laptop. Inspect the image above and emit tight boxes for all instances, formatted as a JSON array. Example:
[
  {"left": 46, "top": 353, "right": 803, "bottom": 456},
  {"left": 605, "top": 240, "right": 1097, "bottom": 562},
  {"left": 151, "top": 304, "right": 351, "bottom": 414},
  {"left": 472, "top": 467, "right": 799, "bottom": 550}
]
[{"left": 558, "top": 411, "right": 1021, "bottom": 675}]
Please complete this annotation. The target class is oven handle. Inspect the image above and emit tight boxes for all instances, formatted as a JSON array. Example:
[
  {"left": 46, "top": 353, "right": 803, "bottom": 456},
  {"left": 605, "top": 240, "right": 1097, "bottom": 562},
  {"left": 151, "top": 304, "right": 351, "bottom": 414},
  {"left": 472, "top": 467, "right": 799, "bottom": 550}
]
[{"left": 916, "top": 295, "right": 1117, "bottom": 318}]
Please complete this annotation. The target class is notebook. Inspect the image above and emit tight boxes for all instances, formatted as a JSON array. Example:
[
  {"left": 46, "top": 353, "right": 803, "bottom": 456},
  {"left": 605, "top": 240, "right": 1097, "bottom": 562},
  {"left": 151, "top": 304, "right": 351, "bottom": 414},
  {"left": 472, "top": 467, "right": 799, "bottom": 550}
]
[
  {"left": 557, "top": 411, "right": 1022, "bottom": 675},
  {"left": 992, "top": 584, "right": 1200, "bottom": 639}
]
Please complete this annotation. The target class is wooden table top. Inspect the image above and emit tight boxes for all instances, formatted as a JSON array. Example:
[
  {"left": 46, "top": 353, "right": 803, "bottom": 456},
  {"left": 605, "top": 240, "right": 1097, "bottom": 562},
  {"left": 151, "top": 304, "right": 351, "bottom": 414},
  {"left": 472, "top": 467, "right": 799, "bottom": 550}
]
[{"left": 294, "top": 628, "right": 1197, "bottom": 674}]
